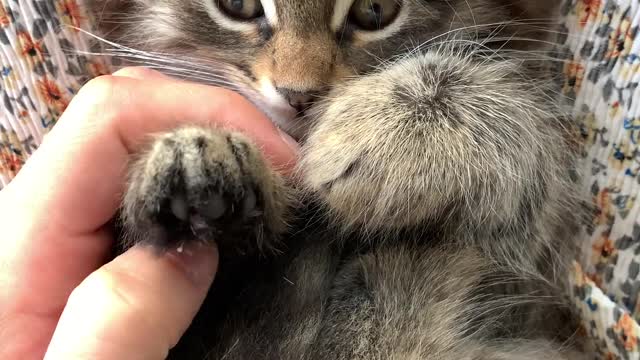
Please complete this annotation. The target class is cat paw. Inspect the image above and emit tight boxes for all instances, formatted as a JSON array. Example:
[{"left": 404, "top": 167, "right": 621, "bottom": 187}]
[{"left": 121, "top": 127, "right": 287, "bottom": 254}]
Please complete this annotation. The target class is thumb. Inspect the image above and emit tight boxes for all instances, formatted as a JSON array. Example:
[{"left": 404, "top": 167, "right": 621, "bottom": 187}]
[{"left": 43, "top": 243, "right": 218, "bottom": 360}]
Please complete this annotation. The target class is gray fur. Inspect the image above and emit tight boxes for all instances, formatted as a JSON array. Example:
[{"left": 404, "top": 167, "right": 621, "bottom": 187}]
[{"left": 88, "top": 0, "right": 587, "bottom": 358}]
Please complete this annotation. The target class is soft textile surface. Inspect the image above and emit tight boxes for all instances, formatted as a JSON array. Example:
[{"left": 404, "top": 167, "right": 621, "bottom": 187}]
[
  {"left": 1, "top": 0, "right": 639, "bottom": 358},
  {"left": 0, "top": 0, "right": 107, "bottom": 186},
  {"left": 561, "top": 1, "right": 640, "bottom": 358}
]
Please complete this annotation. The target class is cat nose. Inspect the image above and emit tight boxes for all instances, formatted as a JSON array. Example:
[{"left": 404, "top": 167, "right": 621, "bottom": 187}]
[{"left": 276, "top": 87, "right": 314, "bottom": 112}]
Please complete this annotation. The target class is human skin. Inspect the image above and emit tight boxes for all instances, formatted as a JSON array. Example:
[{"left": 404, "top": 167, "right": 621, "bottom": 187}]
[{"left": 0, "top": 67, "right": 298, "bottom": 360}]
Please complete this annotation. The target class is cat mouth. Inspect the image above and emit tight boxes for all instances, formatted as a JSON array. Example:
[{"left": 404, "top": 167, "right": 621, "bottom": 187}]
[
  {"left": 262, "top": 104, "right": 308, "bottom": 142},
  {"left": 247, "top": 90, "right": 311, "bottom": 142}
]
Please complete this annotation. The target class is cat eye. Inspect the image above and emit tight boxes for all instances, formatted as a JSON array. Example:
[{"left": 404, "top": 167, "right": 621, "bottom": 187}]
[
  {"left": 349, "top": 0, "right": 401, "bottom": 31},
  {"left": 217, "top": 0, "right": 264, "bottom": 20}
]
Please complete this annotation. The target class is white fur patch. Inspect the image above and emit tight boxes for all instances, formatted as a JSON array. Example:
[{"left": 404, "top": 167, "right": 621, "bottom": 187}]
[
  {"left": 259, "top": 77, "right": 287, "bottom": 108},
  {"left": 257, "top": 78, "right": 298, "bottom": 133},
  {"left": 261, "top": 0, "right": 278, "bottom": 26}
]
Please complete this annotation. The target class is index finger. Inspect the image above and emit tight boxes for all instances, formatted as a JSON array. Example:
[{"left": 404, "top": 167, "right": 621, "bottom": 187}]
[
  {"left": 0, "top": 75, "right": 298, "bottom": 339},
  {"left": 8, "top": 74, "right": 298, "bottom": 236}
]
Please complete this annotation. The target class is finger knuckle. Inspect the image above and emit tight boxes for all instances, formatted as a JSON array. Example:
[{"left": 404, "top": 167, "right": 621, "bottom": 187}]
[
  {"left": 78, "top": 75, "right": 122, "bottom": 104},
  {"left": 67, "top": 267, "right": 139, "bottom": 311},
  {"left": 113, "top": 66, "right": 157, "bottom": 78}
]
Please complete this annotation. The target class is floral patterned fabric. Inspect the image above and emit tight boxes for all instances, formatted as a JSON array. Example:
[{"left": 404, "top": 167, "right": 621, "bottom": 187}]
[
  {"left": 0, "top": 0, "right": 108, "bottom": 187},
  {"left": 1, "top": 0, "right": 640, "bottom": 358},
  {"left": 561, "top": 0, "right": 640, "bottom": 358}
]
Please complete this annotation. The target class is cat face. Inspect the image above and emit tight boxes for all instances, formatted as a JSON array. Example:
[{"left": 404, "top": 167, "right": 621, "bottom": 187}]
[{"left": 91, "top": 0, "right": 556, "bottom": 138}]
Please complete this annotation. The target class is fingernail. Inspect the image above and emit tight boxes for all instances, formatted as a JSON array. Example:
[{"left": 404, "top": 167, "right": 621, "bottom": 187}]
[{"left": 167, "top": 242, "right": 218, "bottom": 287}]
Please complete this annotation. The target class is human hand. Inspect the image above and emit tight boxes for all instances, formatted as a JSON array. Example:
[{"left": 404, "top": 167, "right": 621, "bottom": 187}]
[{"left": 0, "top": 68, "right": 298, "bottom": 359}]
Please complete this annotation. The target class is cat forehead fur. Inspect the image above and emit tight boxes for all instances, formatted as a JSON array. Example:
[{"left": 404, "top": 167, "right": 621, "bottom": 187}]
[
  {"left": 88, "top": 0, "right": 560, "bottom": 136},
  {"left": 90, "top": 0, "right": 558, "bottom": 67}
]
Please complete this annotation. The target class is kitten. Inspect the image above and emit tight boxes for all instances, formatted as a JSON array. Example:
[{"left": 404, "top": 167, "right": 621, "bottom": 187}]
[{"left": 88, "top": 0, "right": 586, "bottom": 358}]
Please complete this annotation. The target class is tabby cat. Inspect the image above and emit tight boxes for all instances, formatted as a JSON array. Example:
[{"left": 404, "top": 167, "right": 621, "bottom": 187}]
[{"left": 88, "top": 0, "right": 586, "bottom": 358}]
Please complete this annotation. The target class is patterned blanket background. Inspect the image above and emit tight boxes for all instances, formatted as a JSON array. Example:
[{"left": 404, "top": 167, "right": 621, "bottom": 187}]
[{"left": 0, "top": 0, "right": 639, "bottom": 358}]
